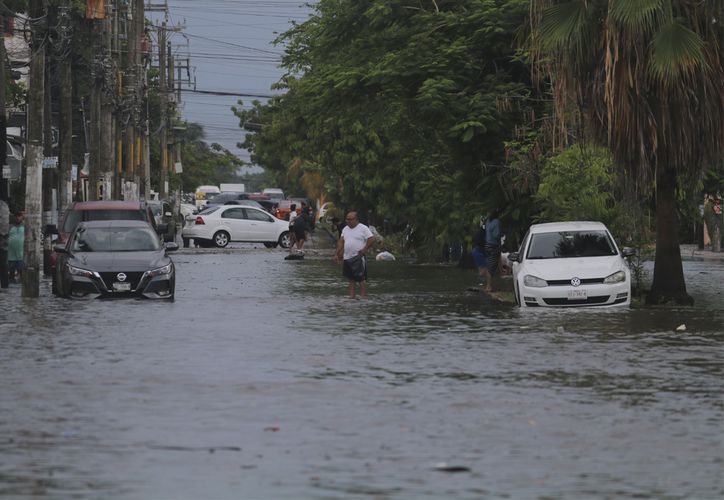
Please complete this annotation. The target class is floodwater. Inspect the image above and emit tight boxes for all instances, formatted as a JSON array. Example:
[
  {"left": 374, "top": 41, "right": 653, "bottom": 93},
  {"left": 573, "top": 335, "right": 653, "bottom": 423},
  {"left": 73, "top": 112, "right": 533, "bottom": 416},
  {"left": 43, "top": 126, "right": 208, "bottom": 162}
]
[{"left": 0, "top": 242, "right": 722, "bottom": 499}]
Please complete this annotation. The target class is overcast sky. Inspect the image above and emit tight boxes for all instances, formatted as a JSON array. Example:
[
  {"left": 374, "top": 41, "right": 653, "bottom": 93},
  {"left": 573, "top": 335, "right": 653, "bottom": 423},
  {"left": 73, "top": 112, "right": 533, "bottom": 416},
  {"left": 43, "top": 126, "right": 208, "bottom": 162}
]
[{"left": 149, "top": 0, "right": 312, "bottom": 170}]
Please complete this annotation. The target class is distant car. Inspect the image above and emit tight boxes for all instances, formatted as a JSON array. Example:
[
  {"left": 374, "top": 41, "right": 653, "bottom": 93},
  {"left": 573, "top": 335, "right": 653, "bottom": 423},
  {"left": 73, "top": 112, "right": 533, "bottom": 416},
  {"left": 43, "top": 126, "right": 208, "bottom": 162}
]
[
  {"left": 274, "top": 199, "right": 300, "bottom": 221},
  {"left": 179, "top": 203, "right": 196, "bottom": 225},
  {"left": 508, "top": 221, "right": 634, "bottom": 307},
  {"left": 181, "top": 205, "right": 291, "bottom": 248},
  {"left": 147, "top": 200, "right": 178, "bottom": 242},
  {"left": 194, "top": 185, "right": 220, "bottom": 208},
  {"left": 52, "top": 220, "right": 178, "bottom": 300},
  {"left": 318, "top": 201, "right": 334, "bottom": 221},
  {"left": 203, "top": 192, "right": 248, "bottom": 207},
  {"left": 262, "top": 188, "right": 284, "bottom": 201}
]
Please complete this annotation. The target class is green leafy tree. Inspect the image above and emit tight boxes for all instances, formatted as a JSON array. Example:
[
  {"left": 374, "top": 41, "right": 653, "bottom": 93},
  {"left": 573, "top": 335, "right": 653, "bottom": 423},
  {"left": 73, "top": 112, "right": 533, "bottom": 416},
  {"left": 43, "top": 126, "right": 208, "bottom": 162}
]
[
  {"left": 530, "top": 0, "right": 723, "bottom": 304},
  {"left": 534, "top": 145, "right": 614, "bottom": 223},
  {"left": 235, "top": 0, "right": 539, "bottom": 257}
]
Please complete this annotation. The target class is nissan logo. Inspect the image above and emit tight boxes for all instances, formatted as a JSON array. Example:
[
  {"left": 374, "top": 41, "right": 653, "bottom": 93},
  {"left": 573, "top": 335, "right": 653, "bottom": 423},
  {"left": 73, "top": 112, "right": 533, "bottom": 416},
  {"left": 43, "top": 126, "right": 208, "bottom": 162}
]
[
  {"left": 570, "top": 277, "right": 581, "bottom": 287},
  {"left": 117, "top": 273, "right": 127, "bottom": 282}
]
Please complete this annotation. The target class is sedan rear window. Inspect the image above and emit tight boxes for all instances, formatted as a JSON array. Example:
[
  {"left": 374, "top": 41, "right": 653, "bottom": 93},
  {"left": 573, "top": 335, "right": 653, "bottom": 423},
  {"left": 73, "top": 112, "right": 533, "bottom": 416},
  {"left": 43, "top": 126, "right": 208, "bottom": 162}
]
[{"left": 527, "top": 230, "right": 617, "bottom": 259}]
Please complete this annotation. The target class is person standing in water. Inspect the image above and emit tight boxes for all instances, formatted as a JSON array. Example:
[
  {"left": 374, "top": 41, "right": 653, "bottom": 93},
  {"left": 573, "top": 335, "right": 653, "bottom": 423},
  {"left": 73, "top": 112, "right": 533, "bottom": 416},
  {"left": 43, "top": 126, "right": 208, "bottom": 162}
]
[
  {"left": 334, "top": 211, "right": 375, "bottom": 298},
  {"left": 483, "top": 208, "right": 503, "bottom": 293}
]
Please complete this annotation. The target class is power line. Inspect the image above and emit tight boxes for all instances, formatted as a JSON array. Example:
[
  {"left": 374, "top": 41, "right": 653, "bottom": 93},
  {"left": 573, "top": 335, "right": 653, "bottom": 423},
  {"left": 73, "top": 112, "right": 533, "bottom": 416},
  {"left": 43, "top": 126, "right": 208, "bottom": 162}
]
[{"left": 181, "top": 88, "right": 277, "bottom": 98}]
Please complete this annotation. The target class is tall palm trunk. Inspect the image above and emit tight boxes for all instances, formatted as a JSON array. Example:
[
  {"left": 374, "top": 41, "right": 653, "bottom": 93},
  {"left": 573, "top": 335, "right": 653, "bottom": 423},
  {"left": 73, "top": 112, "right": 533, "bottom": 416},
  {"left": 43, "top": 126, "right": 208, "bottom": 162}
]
[{"left": 648, "top": 166, "right": 692, "bottom": 305}]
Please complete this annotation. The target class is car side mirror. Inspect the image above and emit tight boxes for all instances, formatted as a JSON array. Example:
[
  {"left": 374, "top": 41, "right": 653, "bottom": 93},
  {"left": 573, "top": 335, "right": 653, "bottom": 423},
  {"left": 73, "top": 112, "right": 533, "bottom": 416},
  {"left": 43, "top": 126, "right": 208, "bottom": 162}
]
[
  {"left": 46, "top": 224, "right": 59, "bottom": 235},
  {"left": 507, "top": 252, "right": 520, "bottom": 263},
  {"left": 622, "top": 247, "right": 636, "bottom": 257},
  {"left": 165, "top": 242, "right": 179, "bottom": 252},
  {"left": 53, "top": 244, "right": 67, "bottom": 254}
]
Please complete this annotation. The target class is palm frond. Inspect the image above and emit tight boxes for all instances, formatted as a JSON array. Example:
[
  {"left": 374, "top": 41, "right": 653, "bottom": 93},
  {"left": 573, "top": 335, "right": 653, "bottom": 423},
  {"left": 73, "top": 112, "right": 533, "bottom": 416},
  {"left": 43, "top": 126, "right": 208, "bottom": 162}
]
[
  {"left": 610, "top": 0, "right": 667, "bottom": 32},
  {"left": 649, "top": 20, "right": 707, "bottom": 86},
  {"left": 539, "top": 1, "right": 590, "bottom": 50}
]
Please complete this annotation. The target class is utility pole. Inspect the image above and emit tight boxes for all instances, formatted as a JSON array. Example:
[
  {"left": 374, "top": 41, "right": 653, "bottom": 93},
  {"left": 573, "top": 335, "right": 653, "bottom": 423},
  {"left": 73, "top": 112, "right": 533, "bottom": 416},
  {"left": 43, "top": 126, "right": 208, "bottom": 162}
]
[
  {"left": 158, "top": 22, "right": 167, "bottom": 199},
  {"left": 100, "top": 6, "right": 115, "bottom": 200},
  {"left": 90, "top": 4, "right": 114, "bottom": 201},
  {"left": 167, "top": 41, "right": 175, "bottom": 191},
  {"left": 0, "top": 13, "right": 8, "bottom": 289},
  {"left": 58, "top": 6, "right": 73, "bottom": 210},
  {"left": 42, "top": 5, "right": 56, "bottom": 277},
  {"left": 23, "top": 0, "right": 46, "bottom": 298}
]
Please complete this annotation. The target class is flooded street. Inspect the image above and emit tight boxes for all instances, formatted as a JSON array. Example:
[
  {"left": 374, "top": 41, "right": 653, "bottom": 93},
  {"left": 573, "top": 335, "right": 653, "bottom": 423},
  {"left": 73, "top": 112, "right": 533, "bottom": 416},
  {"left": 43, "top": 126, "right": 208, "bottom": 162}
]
[{"left": 1, "top": 243, "right": 722, "bottom": 499}]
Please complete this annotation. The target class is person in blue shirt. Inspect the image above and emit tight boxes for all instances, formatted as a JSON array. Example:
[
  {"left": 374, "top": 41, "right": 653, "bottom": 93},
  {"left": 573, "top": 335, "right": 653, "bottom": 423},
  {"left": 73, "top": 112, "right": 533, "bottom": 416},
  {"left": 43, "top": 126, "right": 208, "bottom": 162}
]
[
  {"left": 483, "top": 208, "right": 503, "bottom": 292},
  {"left": 7, "top": 212, "right": 24, "bottom": 283},
  {"left": 471, "top": 217, "right": 488, "bottom": 287}
]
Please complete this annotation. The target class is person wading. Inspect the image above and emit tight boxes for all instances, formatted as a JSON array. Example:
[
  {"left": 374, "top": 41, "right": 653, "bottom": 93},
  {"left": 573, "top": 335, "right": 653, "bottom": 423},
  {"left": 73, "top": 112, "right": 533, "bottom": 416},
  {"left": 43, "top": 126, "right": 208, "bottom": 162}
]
[{"left": 334, "top": 211, "right": 375, "bottom": 298}]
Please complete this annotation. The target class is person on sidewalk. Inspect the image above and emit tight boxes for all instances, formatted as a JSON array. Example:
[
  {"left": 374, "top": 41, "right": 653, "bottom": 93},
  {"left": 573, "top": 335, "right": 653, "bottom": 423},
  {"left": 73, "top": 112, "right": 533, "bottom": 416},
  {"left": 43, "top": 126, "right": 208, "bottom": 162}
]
[
  {"left": 0, "top": 199, "right": 9, "bottom": 288},
  {"left": 292, "top": 203, "right": 310, "bottom": 254},
  {"left": 334, "top": 211, "right": 375, "bottom": 298},
  {"left": 471, "top": 216, "right": 489, "bottom": 288},
  {"left": 287, "top": 203, "right": 298, "bottom": 252},
  {"left": 483, "top": 208, "right": 503, "bottom": 293},
  {"left": 8, "top": 212, "right": 25, "bottom": 283}
]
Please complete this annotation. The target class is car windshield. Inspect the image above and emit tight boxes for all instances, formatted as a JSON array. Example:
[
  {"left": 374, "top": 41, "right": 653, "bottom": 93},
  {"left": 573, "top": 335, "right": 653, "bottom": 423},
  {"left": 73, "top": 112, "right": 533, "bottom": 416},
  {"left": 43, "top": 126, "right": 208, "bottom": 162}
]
[
  {"left": 71, "top": 226, "right": 161, "bottom": 252},
  {"left": 526, "top": 230, "right": 617, "bottom": 259},
  {"left": 62, "top": 209, "right": 146, "bottom": 233}
]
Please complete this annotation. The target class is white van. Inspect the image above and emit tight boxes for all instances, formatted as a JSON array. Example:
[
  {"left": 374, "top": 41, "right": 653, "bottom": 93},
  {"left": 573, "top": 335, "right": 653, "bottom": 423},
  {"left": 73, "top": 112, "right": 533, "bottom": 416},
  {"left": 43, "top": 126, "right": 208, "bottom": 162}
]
[
  {"left": 195, "top": 185, "right": 220, "bottom": 208},
  {"left": 262, "top": 188, "right": 284, "bottom": 201}
]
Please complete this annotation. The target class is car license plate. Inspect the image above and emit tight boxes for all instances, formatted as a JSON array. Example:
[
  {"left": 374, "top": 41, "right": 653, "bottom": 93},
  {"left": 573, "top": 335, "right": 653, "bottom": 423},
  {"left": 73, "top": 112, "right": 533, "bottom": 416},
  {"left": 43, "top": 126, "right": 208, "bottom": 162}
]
[
  {"left": 568, "top": 289, "right": 587, "bottom": 300},
  {"left": 113, "top": 282, "right": 131, "bottom": 292}
]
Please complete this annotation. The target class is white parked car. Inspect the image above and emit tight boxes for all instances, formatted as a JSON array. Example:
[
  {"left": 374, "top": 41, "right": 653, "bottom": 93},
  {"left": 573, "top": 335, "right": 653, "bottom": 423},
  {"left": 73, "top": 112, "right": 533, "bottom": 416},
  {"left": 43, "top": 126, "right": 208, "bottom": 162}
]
[
  {"left": 181, "top": 205, "right": 291, "bottom": 249},
  {"left": 508, "top": 221, "right": 634, "bottom": 307}
]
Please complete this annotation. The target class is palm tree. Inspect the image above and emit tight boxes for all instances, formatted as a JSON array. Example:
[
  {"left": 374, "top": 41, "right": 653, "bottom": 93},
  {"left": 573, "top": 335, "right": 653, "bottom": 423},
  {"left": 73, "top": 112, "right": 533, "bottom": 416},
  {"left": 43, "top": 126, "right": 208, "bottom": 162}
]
[{"left": 530, "top": 0, "right": 723, "bottom": 304}]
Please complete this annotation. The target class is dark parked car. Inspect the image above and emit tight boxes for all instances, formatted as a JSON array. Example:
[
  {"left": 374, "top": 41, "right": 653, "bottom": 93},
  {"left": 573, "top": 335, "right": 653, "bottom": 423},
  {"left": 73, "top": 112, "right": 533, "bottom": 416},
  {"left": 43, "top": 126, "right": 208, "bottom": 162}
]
[
  {"left": 52, "top": 220, "right": 178, "bottom": 300},
  {"left": 49, "top": 200, "right": 165, "bottom": 275}
]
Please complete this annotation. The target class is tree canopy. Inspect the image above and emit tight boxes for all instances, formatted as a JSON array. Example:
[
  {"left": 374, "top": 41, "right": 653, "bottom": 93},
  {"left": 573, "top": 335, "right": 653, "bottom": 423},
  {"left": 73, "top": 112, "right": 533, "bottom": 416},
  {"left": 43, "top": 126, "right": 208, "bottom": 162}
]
[
  {"left": 530, "top": 0, "right": 723, "bottom": 304},
  {"left": 235, "top": 0, "right": 538, "bottom": 254}
]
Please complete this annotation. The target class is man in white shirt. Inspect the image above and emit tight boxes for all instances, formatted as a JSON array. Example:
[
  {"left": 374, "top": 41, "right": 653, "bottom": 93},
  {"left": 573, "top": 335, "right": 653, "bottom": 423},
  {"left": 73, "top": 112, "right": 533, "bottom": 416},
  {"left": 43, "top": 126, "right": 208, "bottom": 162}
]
[{"left": 334, "top": 211, "right": 375, "bottom": 298}]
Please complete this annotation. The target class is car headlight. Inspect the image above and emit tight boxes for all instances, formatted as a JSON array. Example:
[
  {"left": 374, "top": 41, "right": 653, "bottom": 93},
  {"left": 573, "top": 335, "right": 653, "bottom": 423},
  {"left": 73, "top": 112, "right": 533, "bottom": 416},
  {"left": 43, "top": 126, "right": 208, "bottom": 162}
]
[
  {"left": 604, "top": 270, "right": 626, "bottom": 284},
  {"left": 523, "top": 274, "right": 547, "bottom": 287},
  {"left": 148, "top": 263, "right": 173, "bottom": 277},
  {"left": 67, "top": 264, "right": 97, "bottom": 278}
]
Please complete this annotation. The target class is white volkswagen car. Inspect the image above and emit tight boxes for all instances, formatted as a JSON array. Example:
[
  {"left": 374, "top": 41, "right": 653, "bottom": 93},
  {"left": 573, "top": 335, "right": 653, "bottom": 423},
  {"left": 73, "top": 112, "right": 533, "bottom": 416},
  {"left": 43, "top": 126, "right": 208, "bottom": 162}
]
[
  {"left": 181, "top": 205, "right": 291, "bottom": 248},
  {"left": 508, "top": 221, "right": 634, "bottom": 307}
]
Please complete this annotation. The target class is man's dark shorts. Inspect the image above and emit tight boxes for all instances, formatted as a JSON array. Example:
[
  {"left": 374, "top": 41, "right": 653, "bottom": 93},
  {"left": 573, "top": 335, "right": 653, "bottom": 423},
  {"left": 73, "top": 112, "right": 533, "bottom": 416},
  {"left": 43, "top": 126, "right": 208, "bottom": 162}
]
[
  {"left": 343, "top": 255, "right": 367, "bottom": 282},
  {"left": 484, "top": 244, "right": 501, "bottom": 276},
  {"left": 293, "top": 226, "right": 306, "bottom": 241},
  {"left": 8, "top": 260, "right": 24, "bottom": 275}
]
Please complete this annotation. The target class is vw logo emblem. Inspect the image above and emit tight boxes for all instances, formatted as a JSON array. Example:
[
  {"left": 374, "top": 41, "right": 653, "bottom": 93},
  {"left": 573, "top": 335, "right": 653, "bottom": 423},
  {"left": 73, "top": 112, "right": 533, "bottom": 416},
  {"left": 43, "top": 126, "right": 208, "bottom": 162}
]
[
  {"left": 570, "top": 277, "right": 581, "bottom": 287},
  {"left": 117, "top": 273, "right": 127, "bottom": 282}
]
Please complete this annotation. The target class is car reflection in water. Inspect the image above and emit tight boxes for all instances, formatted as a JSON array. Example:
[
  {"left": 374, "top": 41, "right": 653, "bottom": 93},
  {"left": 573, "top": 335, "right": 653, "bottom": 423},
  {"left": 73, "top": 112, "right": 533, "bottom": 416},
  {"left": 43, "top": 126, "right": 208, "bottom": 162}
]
[{"left": 52, "top": 220, "right": 178, "bottom": 300}]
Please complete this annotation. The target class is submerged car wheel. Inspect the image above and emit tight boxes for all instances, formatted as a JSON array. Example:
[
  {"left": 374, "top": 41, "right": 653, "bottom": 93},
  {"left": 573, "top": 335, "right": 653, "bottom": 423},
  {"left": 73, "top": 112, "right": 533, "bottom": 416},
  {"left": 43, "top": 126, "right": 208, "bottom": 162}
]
[
  {"left": 279, "top": 231, "right": 291, "bottom": 249},
  {"left": 213, "top": 230, "right": 230, "bottom": 248}
]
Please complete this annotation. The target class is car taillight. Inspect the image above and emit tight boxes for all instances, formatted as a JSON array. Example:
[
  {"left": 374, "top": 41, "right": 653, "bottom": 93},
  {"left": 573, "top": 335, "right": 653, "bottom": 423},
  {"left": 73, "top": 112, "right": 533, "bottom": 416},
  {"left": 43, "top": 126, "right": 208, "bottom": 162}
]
[{"left": 195, "top": 216, "right": 205, "bottom": 225}]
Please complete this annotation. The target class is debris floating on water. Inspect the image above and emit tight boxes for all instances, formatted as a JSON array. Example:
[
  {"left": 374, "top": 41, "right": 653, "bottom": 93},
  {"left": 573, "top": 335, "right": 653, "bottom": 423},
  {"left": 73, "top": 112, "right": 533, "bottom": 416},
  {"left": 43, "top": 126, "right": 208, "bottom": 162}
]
[
  {"left": 434, "top": 462, "right": 471, "bottom": 473},
  {"left": 676, "top": 324, "right": 686, "bottom": 332}
]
